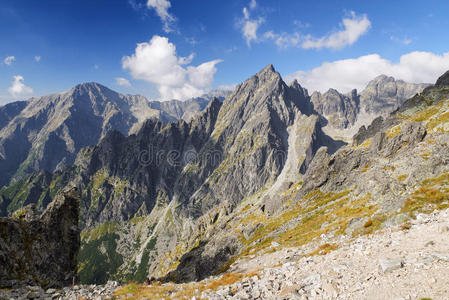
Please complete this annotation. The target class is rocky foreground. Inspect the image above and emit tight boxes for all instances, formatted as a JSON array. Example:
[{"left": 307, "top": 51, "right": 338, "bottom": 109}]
[
  {"left": 0, "top": 280, "right": 118, "bottom": 300},
  {"left": 3, "top": 207, "right": 440, "bottom": 299},
  {"left": 0, "top": 193, "right": 447, "bottom": 299},
  {"left": 200, "top": 209, "right": 449, "bottom": 300},
  {"left": 0, "top": 189, "right": 79, "bottom": 289}
]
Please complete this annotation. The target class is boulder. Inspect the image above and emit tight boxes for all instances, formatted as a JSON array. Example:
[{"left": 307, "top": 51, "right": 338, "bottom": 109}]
[{"left": 0, "top": 188, "right": 80, "bottom": 288}]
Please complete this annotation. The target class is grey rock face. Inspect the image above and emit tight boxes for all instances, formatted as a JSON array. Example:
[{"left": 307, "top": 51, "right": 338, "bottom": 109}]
[
  {"left": 310, "top": 88, "right": 360, "bottom": 129},
  {"left": 163, "top": 237, "right": 239, "bottom": 283},
  {"left": 352, "top": 116, "right": 401, "bottom": 146},
  {"left": 301, "top": 121, "right": 427, "bottom": 201},
  {"left": 0, "top": 188, "right": 80, "bottom": 288},
  {"left": 0, "top": 100, "right": 27, "bottom": 129},
  {"left": 360, "top": 75, "right": 429, "bottom": 116},
  {"left": 435, "top": 70, "right": 449, "bottom": 87},
  {"left": 369, "top": 122, "right": 426, "bottom": 157}
]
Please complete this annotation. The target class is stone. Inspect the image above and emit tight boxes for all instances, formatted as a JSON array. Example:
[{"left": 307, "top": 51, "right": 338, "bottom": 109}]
[
  {"left": 26, "top": 291, "right": 41, "bottom": 299},
  {"left": 438, "top": 225, "right": 449, "bottom": 233},
  {"left": 0, "top": 188, "right": 80, "bottom": 288},
  {"left": 424, "top": 240, "right": 435, "bottom": 247},
  {"left": 271, "top": 241, "right": 280, "bottom": 247},
  {"left": 378, "top": 258, "right": 404, "bottom": 273},
  {"left": 431, "top": 253, "right": 449, "bottom": 262}
]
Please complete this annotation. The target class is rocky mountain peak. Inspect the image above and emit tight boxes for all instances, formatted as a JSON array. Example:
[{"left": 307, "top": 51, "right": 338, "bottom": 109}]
[
  {"left": 72, "top": 82, "right": 109, "bottom": 92},
  {"left": 435, "top": 70, "right": 449, "bottom": 87},
  {"left": 69, "top": 82, "right": 121, "bottom": 104},
  {"left": 260, "top": 63, "right": 276, "bottom": 74},
  {"left": 289, "top": 79, "right": 308, "bottom": 96},
  {"left": 369, "top": 74, "right": 395, "bottom": 84},
  {"left": 204, "top": 97, "right": 222, "bottom": 115},
  {"left": 251, "top": 64, "right": 282, "bottom": 86}
]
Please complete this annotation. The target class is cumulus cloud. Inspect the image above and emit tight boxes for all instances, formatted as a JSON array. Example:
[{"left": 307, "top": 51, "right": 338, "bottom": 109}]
[
  {"left": 122, "top": 35, "right": 222, "bottom": 100},
  {"left": 8, "top": 75, "right": 33, "bottom": 98},
  {"left": 264, "top": 31, "right": 300, "bottom": 48},
  {"left": 147, "top": 0, "right": 176, "bottom": 33},
  {"left": 286, "top": 51, "right": 449, "bottom": 93},
  {"left": 34, "top": 56, "right": 41, "bottom": 62},
  {"left": 116, "top": 77, "right": 132, "bottom": 87},
  {"left": 302, "top": 11, "right": 371, "bottom": 50},
  {"left": 4, "top": 56, "right": 15, "bottom": 66},
  {"left": 240, "top": 1, "right": 264, "bottom": 47}
]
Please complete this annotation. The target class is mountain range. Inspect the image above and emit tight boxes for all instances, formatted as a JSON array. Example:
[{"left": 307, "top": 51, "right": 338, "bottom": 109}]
[
  {"left": 0, "top": 84, "right": 229, "bottom": 189},
  {"left": 0, "top": 65, "right": 438, "bottom": 285}
]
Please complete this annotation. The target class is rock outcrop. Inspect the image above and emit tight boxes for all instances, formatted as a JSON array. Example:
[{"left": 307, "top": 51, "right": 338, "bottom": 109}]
[
  {"left": 310, "top": 88, "right": 360, "bottom": 129},
  {"left": 0, "top": 188, "right": 80, "bottom": 288}
]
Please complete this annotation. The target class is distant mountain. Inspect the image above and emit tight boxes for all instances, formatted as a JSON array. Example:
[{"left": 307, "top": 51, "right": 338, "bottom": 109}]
[
  {"left": 0, "top": 83, "right": 219, "bottom": 188},
  {"left": 310, "top": 76, "right": 429, "bottom": 134},
  {"left": 360, "top": 75, "right": 430, "bottom": 115}
]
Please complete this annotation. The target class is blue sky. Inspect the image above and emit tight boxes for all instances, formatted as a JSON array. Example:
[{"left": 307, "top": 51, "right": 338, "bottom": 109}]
[{"left": 1, "top": 0, "right": 449, "bottom": 104}]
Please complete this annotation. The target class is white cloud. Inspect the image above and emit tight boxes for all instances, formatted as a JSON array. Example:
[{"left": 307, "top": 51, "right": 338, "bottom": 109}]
[
  {"left": 129, "top": 0, "right": 144, "bottom": 10},
  {"left": 390, "top": 36, "right": 412, "bottom": 45},
  {"left": 249, "top": 0, "right": 257, "bottom": 10},
  {"left": 302, "top": 11, "right": 371, "bottom": 50},
  {"left": 178, "top": 53, "right": 195, "bottom": 65},
  {"left": 264, "top": 31, "right": 300, "bottom": 48},
  {"left": 4, "top": 56, "right": 15, "bottom": 66},
  {"left": 217, "top": 84, "right": 237, "bottom": 92},
  {"left": 147, "top": 0, "right": 175, "bottom": 33},
  {"left": 293, "top": 20, "right": 310, "bottom": 29},
  {"left": 116, "top": 77, "right": 132, "bottom": 87},
  {"left": 239, "top": 1, "right": 264, "bottom": 47},
  {"left": 122, "top": 35, "right": 222, "bottom": 100},
  {"left": 34, "top": 56, "right": 41, "bottom": 62},
  {"left": 8, "top": 75, "right": 33, "bottom": 98},
  {"left": 286, "top": 51, "right": 449, "bottom": 93}
]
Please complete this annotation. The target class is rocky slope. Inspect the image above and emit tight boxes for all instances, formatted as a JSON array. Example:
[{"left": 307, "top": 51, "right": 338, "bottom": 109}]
[
  {"left": 112, "top": 208, "right": 449, "bottom": 300},
  {"left": 0, "top": 188, "right": 80, "bottom": 289},
  {"left": 0, "top": 83, "right": 216, "bottom": 189}
]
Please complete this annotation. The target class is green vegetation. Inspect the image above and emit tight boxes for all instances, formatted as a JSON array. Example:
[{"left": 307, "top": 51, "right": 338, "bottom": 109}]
[
  {"left": 134, "top": 238, "right": 157, "bottom": 282},
  {"left": 78, "top": 232, "right": 123, "bottom": 284},
  {"left": 397, "top": 174, "right": 408, "bottom": 182},
  {"left": 0, "top": 177, "right": 30, "bottom": 215},
  {"left": 81, "top": 221, "right": 118, "bottom": 241}
]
